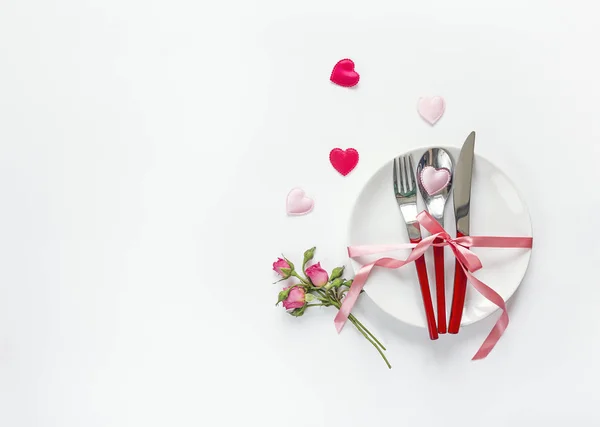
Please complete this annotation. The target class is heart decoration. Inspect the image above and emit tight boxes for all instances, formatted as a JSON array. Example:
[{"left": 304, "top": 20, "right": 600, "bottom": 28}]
[
  {"left": 329, "top": 148, "right": 359, "bottom": 176},
  {"left": 420, "top": 166, "right": 451, "bottom": 195},
  {"left": 330, "top": 59, "right": 360, "bottom": 87},
  {"left": 417, "top": 96, "right": 446, "bottom": 125},
  {"left": 286, "top": 188, "right": 314, "bottom": 216}
]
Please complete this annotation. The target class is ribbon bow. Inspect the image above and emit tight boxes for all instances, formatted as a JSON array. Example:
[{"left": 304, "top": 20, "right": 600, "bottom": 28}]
[{"left": 334, "top": 211, "right": 533, "bottom": 360}]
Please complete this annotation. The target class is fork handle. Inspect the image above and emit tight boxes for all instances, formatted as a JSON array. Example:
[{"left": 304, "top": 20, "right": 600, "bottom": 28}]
[
  {"left": 410, "top": 238, "right": 438, "bottom": 340},
  {"left": 433, "top": 243, "right": 446, "bottom": 334},
  {"left": 448, "top": 231, "right": 468, "bottom": 334}
]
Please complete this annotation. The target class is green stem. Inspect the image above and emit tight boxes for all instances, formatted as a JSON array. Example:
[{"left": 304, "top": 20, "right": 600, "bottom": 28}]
[
  {"left": 348, "top": 316, "right": 391, "bottom": 369},
  {"left": 348, "top": 314, "right": 386, "bottom": 351},
  {"left": 315, "top": 289, "right": 328, "bottom": 298},
  {"left": 306, "top": 303, "right": 326, "bottom": 307},
  {"left": 292, "top": 272, "right": 310, "bottom": 285},
  {"left": 329, "top": 299, "right": 390, "bottom": 368},
  {"left": 327, "top": 292, "right": 339, "bottom": 304}
]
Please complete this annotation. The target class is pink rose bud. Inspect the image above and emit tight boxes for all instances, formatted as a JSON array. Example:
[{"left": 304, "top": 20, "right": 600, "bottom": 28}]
[
  {"left": 273, "top": 258, "right": 291, "bottom": 277},
  {"left": 305, "top": 262, "right": 329, "bottom": 287},
  {"left": 282, "top": 286, "right": 306, "bottom": 310}
]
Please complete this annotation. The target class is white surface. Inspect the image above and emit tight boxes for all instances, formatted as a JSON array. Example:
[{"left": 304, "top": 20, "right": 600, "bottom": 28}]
[
  {"left": 349, "top": 148, "right": 532, "bottom": 327},
  {"left": 0, "top": 1, "right": 599, "bottom": 426}
]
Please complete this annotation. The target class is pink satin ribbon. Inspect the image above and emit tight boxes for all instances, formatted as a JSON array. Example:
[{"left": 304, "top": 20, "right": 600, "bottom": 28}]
[{"left": 335, "top": 211, "right": 533, "bottom": 360}]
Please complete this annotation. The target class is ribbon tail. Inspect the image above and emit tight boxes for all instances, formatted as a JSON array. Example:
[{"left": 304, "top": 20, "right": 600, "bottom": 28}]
[
  {"left": 334, "top": 263, "right": 375, "bottom": 333},
  {"left": 462, "top": 266, "right": 509, "bottom": 360},
  {"left": 464, "top": 236, "right": 533, "bottom": 249},
  {"left": 348, "top": 243, "right": 417, "bottom": 257}
]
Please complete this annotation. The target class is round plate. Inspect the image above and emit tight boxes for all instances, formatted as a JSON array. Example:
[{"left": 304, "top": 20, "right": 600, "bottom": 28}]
[{"left": 348, "top": 146, "right": 533, "bottom": 328}]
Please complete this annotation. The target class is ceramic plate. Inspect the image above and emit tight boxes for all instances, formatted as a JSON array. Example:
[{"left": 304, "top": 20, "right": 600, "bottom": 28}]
[{"left": 348, "top": 146, "right": 532, "bottom": 328}]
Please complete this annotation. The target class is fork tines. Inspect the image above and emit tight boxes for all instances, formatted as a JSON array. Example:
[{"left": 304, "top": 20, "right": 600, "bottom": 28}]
[{"left": 393, "top": 155, "right": 417, "bottom": 198}]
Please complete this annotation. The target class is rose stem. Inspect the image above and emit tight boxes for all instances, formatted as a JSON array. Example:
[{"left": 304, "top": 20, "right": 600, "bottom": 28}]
[
  {"left": 348, "top": 316, "right": 391, "bottom": 369},
  {"left": 330, "top": 300, "right": 386, "bottom": 352},
  {"left": 348, "top": 314, "right": 386, "bottom": 351}
]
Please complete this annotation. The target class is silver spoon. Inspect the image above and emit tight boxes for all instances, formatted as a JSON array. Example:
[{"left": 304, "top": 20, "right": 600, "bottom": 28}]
[{"left": 416, "top": 148, "right": 454, "bottom": 334}]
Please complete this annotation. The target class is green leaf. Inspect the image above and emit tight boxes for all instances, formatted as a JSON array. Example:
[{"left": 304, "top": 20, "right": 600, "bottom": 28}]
[
  {"left": 281, "top": 255, "right": 295, "bottom": 272},
  {"left": 343, "top": 279, "right": 353, "bottom": 288},
  {"left": 276, "top": 288, "right": 291, "bottom": 306},
  {"left": 279, "top": 267, "right": 292, "bottom": 279},
  {"left": 289, "top": 305, "right": 307, "bottom": 317},
  {"left": 329, "top": 266, "right": 345, "bottom": 281},
  {"left": 329, "top": 278, "right": 344, "bottom": 288},
  {"left": 302, "top": 247, "right": 316, "bottom": 270}
]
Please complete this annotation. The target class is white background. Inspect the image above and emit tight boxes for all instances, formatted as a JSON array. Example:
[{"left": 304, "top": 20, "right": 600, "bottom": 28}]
[{"left": 0, "top": 0, "right": 599, "bottom": 426}]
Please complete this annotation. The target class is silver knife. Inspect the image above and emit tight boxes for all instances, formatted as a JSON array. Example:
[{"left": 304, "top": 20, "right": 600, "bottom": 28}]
[{"left": 448, "top": 131, "right": 476, "bottom": 333}]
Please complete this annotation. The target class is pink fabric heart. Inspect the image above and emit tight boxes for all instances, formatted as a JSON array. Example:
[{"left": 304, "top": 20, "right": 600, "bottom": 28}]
[
  {"left": 417, "top": 96, "right": 446, "bottom": 125},
  {"left": 329, "top": 148, "right": 359, "bottom": 176},
  {"left": 420, "top": 166, "right": 451, "bottom": 195},
  {"left": 286, "top": 188, "right": 314, "bottom": 216},
  {"left": 330, "top": 59, "right": 360, "bottom": 87}
]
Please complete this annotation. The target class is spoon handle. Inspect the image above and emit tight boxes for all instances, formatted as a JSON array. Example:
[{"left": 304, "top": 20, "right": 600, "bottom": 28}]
[{"left": 433, "top": 243, "right": 447, "bottom": 334}]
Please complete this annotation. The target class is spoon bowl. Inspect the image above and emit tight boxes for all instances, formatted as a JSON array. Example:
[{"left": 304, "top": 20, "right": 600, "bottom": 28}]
[{"left": 416, "top": 148, "right": 454, "bottom": 223}]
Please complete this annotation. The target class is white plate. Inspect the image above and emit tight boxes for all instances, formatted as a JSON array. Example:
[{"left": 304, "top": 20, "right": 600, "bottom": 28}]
[{"left": 348, "top": 146, "right": 533, "bottom": 328}]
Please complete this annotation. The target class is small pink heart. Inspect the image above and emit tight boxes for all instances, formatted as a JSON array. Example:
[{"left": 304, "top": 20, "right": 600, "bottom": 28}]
[
  {"left": 286, "top": 188, "right": 314, "bottom": 216},
  {"left": 329, "top": 148, "right": 359, "bottom": 176},
  {"left": 420, "top": 166, "right": 451, "bottom": 196},
  {"left": 330, "top": 59, "right": 360, "bottom": 87},
  {"left": 417, "top": 96, "right": 446, "bottom": 125}
]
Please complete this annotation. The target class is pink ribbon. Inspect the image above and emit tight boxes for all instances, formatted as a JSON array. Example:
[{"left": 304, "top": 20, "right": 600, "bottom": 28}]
[{"left": 335, "top": 211, "right": 533, "bottom": 360}]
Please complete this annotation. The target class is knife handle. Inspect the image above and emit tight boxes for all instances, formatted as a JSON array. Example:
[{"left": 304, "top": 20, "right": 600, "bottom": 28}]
[
  {"left": 410, "top": 238, "right": 438, "bottom": 340},
  {"left": 433, "top": 242, "right": 446, "bottom": 334},
  {"left": 448, "top": 231, "right": 467, "bottom": 334}
]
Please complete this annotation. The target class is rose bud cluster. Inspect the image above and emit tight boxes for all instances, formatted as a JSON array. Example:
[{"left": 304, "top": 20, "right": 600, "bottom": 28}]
[{"left": 271, "top": 247, "right": 390, "bottom": 368}]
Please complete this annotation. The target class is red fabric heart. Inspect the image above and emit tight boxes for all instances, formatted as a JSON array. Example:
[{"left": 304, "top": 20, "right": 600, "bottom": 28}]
[
  {"left": 329, "top": 148, "right": 359, "bottom": 176},
  {"left": 330, "top": 59, "right": 360, "bottom": 87}
]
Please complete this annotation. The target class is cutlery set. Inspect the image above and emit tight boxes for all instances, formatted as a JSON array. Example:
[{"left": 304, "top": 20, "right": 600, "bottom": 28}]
[{"left": 393, "top": 131, "right": 476, "bottom": 338}]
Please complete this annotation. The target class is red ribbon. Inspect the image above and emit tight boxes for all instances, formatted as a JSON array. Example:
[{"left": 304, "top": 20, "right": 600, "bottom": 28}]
[{"left": 335, "top": 211, "right": 533, "bottom": 360}]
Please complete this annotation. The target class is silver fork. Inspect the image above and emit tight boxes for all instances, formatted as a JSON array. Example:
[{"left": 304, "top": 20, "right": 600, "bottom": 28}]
[
  {"left": 393, "top": 155, "right": 438, "bottom": 340},
  {"left": 393, "top": 156, "right": 420, "bottom": 240}
]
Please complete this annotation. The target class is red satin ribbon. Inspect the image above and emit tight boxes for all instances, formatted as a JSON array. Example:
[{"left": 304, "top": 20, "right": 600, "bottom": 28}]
[{"left": 335, "top": 211, "right": 533, "bottom": 360}]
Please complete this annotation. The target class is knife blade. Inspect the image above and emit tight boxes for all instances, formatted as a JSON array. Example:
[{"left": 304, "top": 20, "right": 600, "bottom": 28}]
[{"left": 448, "top": 131, "right": 476, "bottom": 333}]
